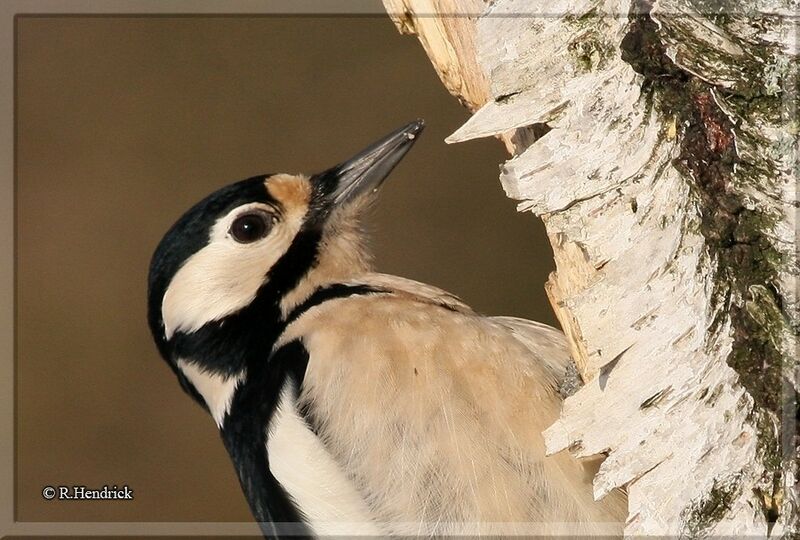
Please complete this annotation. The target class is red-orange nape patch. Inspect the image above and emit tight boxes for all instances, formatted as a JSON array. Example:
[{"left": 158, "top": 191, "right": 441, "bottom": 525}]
[{"left": 265, "top": 174, "right": 312, "bottom": 212}]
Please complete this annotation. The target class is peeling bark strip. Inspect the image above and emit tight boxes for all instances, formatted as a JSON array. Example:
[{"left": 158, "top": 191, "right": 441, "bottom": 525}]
[
  {"left": 384, "top": 0, "right": 798, "bottom": 536},
  {"left": 383, "top": 0, "right": 490, "bottom": 111}
]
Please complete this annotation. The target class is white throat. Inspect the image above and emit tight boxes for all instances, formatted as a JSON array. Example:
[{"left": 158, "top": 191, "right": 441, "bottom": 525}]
[{"left": 176, "top": 359, "right": 245, "bottom": 427}]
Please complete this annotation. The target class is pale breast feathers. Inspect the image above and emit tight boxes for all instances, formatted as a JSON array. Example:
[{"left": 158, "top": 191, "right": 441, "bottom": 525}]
[{"left": 271, "top": 281, "right": 625, "bottom": 536}]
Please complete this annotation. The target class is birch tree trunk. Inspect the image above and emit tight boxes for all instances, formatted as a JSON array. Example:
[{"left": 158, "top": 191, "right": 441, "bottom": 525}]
[{"left": 383, "top": 1, "right": 798, "bottom": 536}]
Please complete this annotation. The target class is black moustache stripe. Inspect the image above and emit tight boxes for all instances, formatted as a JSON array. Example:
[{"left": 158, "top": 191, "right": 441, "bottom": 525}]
[
  {"left": 263, "top": 228, "right": 324, "bottom": 301},
  {"left": 169, "top": 227, "right": 324, "bottom": 377}
]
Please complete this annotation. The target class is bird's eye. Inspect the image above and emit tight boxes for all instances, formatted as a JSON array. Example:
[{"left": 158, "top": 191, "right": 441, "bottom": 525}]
[{"left": 229, "top": 212, "right": 274, "bottom": 244}]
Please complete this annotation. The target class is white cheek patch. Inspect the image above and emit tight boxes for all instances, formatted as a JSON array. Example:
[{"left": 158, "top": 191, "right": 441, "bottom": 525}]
[
  {"left": 176, "top": 359, "right": 246, "bottom": 427},
  {"left": 161, "top": 201, "right": 306, "bottom": 339}
]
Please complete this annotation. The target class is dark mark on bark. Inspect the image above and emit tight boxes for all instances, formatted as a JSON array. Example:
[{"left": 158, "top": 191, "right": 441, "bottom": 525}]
[
  {"left": 640, "top": 387, "right": 672, "bottom": 409},
  {"left": 620, "top": 0, "right": 789, "bottom": 529},
  {"left": 598, "top": 345, "right": 631, "bottom": 391},
  {"left": 495, "top": 91, "right": 521, "bottom": 103}
]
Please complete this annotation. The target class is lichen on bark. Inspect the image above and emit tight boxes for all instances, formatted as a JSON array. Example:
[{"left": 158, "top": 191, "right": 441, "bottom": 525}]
[
  {"left": 680, "top": 474, "right": 742, "bottom": 539},
  {"left": 620, "top": 0, "right": 795, "bottom": 531}
]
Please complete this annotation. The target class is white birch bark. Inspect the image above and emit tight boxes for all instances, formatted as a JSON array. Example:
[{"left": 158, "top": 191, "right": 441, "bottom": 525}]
[{"left": 384, "top": 0, "right": 798, "bottom": 536}]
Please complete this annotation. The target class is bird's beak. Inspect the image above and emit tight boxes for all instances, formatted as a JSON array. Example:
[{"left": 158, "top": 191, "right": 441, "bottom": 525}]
[{"left": 310, "top": 120, "right": 424, "bottom": 220}]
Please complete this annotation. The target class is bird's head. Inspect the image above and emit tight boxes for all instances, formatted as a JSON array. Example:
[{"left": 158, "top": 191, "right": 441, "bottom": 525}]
[{"left": 147, "top": 120, "right": 423, "bottom": 388}]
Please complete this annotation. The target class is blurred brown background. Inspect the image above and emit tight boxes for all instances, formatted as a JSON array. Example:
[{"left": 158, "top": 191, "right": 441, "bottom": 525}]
[{"left": 15, "top": 16, "right": 555, "bottom": 524}]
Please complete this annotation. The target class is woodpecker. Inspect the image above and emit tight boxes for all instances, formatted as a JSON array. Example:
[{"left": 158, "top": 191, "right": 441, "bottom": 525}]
[{"left": 147, "top": 120, "right": 626, "bottom": 538}]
